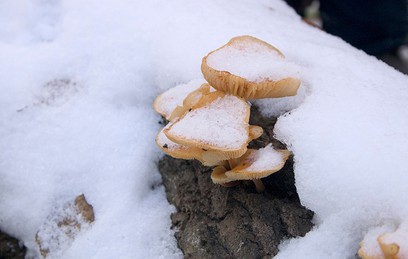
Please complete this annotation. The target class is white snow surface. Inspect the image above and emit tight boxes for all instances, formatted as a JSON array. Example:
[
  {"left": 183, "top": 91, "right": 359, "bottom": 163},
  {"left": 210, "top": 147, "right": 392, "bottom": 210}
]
[{"left": 0, "top": 0, "right": 408, "bottom": 258}]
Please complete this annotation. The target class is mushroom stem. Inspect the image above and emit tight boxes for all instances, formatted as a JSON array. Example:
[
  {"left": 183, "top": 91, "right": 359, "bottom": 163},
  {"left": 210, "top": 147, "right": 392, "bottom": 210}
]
[{"left": 253, "top": 179, "right": 265, "bottom": 193}]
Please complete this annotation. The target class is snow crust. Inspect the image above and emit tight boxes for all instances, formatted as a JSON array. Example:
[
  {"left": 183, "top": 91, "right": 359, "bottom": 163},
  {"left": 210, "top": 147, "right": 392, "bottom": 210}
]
[
  {"left": 1, "top": 0, "right": 408, "bottom": 258},
  {"left": 167, "top": 95, "right": 248, "bottom": 150},
  {"left": 244, "top": 144, "right": 283, "bottom": 172},
  {"left": 206, "top": 39, "right": 300, "bottom": 82}
]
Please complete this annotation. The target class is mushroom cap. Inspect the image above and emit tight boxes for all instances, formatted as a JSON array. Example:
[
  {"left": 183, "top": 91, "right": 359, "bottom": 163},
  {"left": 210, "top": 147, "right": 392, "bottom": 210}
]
[
  {"left": 153, "top": 79, "right": 207, "bottom": 120},
  {"left": 164, "top": 91, "right": 251, "bottom": 155},
  {"left": 201, "top": 35, "right": 301, "bottom": 100},
  {"left": 211, "top": 144, "right": 291, "bottom": 184}
]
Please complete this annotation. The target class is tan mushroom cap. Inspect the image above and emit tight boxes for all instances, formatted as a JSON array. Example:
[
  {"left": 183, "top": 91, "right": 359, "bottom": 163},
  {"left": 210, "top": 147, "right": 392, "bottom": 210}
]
[
  {"left": 153, "top": 79, "right": 208, "bottom": 120},
  {"left": 164, "top": 91, "right": 251, "bottom": 157},
  {"left": 201, "top": 35, "right": 301, "bottom": 100},
  {"left": 211, "top": 146, "right": 291, "bottom": 185}
]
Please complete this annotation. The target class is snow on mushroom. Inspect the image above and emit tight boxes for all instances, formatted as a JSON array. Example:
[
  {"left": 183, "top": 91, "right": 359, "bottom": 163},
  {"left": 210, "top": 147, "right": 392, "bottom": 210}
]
[
  {"left": 154, "top": 35, "right": 299, "bottom": 191},
  {"left": 201, "top": 35, "right": 301, "bottom": 99},
  {"left": 164, "top": 91, "right": 251, "bottom": 157}
]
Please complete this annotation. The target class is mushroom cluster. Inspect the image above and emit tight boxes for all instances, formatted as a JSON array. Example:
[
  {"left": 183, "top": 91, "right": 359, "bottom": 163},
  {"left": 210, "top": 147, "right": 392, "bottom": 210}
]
[{"left": 154, "top": 35, "right": 301, "bottom": 192}]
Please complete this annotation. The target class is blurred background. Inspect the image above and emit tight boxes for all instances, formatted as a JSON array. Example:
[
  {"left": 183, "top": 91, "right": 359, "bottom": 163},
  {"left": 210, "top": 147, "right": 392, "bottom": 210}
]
[{"left": 285, "top": 0, "right": 408, "bottom": 74}]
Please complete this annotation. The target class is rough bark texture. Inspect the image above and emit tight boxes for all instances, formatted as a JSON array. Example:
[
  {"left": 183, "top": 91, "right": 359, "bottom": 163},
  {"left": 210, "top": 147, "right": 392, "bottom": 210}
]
[
  {"left": 0, "top": 231, "right": 26, "bottom": 259},
  {"left": 158, "top": 106, "right": 314, "bottom": 258}
]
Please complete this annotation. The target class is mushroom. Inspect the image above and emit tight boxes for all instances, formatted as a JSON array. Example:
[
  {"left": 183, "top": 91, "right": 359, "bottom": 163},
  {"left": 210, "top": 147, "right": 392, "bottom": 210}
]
[
  {"left": 153, "top": 79, "right": 208, "bottom": 120},
  {"left": 201, "top": 35, "right": 301, "bottom": 100},
  {"left": 211, "top": 144, "right": 291, "bottom": 192},
  {"left": 164, "top": 91, "right": 253, "bottom": 161}
]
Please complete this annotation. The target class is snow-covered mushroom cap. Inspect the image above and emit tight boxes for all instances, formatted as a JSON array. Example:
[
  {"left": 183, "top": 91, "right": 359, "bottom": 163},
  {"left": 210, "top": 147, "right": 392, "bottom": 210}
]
[
  {"left": 211, "top": 144, "right": 290, "bottom": 191},
  {"left": 201, "top": 35, "right": 301, "bottom": 99},
  {"left": 153, "top": 79, "right": 207, "bottom": 120},
  {"left": 164, "top": 91, "right": 251, "bottom": 159}
]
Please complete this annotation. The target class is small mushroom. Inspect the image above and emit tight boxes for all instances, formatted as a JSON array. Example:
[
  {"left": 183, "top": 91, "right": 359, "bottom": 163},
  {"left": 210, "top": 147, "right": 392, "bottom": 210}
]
[
  {"left": 211, "top": 144, "right": 291, "bottom": 192},
  {"left": 201, "top": 35, "right": 301, "bottom": 100},
  {"left": 153, "top": 79, "right": 208, "bottom": 120}
]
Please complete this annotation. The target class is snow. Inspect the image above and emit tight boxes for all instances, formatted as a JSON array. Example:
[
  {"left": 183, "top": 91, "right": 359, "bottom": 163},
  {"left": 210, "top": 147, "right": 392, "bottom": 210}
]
[
  {"left": 166, "top": 94, "right": 249, "bottom": 150},
  {"left": 1, "top": 0, "right": 408, "bottom": 258},
  {"left": 244, "top": 144, "right": 284, "bottom": 172},
  {"left": 206, "top": 36, "right": 300, "bottom": 82}
]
